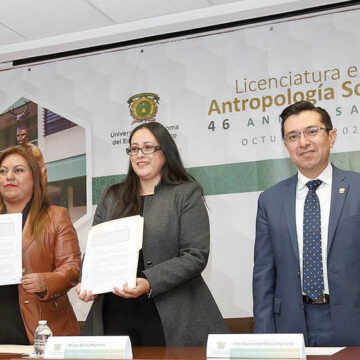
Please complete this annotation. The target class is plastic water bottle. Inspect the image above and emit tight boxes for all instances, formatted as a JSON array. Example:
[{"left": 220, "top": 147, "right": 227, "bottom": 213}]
[{"left": 34, "top": 320, "right": 53, "bottom": 358}]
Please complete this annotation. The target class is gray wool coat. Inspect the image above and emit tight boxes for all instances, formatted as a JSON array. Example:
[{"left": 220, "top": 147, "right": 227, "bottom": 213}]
[{"left": 82, "top": 181, "right": 228, "bottom": 345}]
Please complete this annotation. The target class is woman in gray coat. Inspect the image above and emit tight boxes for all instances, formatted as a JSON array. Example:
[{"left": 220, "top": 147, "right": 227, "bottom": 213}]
[{"left": 77, "top": 122, "right": 228, "bottom": 346}]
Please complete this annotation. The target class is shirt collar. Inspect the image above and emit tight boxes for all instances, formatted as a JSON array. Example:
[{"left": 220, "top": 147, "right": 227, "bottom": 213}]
[{"left": 297, "top": 162, "right": 333, "bottom": 191}]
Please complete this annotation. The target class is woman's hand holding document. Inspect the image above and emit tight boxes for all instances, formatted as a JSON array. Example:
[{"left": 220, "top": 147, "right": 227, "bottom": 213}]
[{"left": 81, "top": 215, "right": 144, "bottom": 295}]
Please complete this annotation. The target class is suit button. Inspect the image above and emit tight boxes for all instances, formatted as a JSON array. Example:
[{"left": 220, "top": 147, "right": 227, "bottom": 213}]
[
  {"left": 24, "top": 300, "right": 30, "bottom": 304},
  {"left": 22, "top": 267, "right": 27, "bottom": 274},
  {"left": 53, "top": 302, "right": 58, "bottom": 308},
  {"left": 147, "top": 261, "right": 152, "bottom": 267}
]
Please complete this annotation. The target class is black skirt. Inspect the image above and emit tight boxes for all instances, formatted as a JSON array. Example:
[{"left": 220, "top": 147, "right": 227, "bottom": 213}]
[
  {"left": 0, "top": 284, "right": 29, "bottom": 344},
  {"left": 102, "top": 250, "right": 165, "bottom": 346}
]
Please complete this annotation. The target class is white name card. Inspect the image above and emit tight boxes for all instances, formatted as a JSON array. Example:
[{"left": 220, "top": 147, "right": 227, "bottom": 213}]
[
  {"left": 44, "top": 336, "right": 132, "bottom": 359},
  {"left": 207, "top": 334, "right": 305, "bottom": 358}
]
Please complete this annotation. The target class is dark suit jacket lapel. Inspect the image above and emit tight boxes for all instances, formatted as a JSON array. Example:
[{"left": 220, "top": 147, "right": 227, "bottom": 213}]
[
  {"left": 283, "top": 174, "right": 299, "bottom": 260},
  {"left": 328, "top": 165, "right": 348, "bottom": 254}
]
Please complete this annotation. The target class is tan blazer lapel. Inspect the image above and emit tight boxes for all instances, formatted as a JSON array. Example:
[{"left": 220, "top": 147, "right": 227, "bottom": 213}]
[{"left": 22, "top": 216, "right": 34, "bottom": 251}]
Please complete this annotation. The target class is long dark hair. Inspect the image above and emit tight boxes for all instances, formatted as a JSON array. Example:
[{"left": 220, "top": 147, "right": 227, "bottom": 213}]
[
  {"left": 0, "top": 146, "right": 50, "bottom": 240},
  {"left": 107, "top": 122, "right": 195, "bottom": 218}
]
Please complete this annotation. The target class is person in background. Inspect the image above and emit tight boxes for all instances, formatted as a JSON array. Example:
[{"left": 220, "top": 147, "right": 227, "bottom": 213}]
[
  {"left": 253, "top": 101, "right": 360, "bottom": 346},
  {"left": 10, "top": 103, "right": 48, "bottom": 188},
  {"left": 0, "top": 147, "right": 81, "bottom": 344},
  {"left": 77, "top": 122, "right": 228, "bottom": 346},
  {"left": 16, "top": 127, "right": 47, "bottom": 185}
]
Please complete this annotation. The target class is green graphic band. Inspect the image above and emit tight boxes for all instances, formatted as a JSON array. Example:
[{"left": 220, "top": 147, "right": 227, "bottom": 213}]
[{"left": 92, "top": 151, "right": 360, "bottom": 204}]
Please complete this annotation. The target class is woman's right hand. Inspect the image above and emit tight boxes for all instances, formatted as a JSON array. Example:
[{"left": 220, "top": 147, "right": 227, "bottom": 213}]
[{"left": 76, "top": 283, "right": 98, "bottom": 302}]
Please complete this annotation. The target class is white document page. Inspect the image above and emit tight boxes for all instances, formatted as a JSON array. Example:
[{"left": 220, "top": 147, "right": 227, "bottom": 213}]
[
  {"left": 0, "top": 213, "right": 22, "bottom": 286},
  {"left": 81, "top": 215, "right": 144, "bottom": 295}
]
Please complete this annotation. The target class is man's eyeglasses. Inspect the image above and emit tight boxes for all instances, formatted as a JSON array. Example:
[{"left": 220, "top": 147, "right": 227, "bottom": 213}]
[
  {"left": 283, "top": 126, "right": 330, "bottom": 143},
  {"left": 126, "top": 145, "right": 162, "bottom": 156}
]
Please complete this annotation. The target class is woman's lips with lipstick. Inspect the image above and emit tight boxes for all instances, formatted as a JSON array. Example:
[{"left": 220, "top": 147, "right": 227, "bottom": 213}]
[
  {"left": 5, "top": 184, "right": 17, "bottom": 188},
  {"left": 137, "top": 161, "right": 149, "bottom": 167}
]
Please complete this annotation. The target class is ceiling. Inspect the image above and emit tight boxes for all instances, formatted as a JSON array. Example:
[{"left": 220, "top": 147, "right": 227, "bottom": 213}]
[
  {"left": 0, "top": 0, "right": 354, "bottom": 64},
  {"left": 0, "top": 0, "right": 243, "bottom": 46}
]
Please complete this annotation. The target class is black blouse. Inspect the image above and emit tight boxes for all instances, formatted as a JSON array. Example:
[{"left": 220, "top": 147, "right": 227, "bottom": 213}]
[
  {"left": 102, "top": 195, "right": 165, "bottom": 346},
  {"left": 0, "top": 202, "right": 31, "bottom": 344}
]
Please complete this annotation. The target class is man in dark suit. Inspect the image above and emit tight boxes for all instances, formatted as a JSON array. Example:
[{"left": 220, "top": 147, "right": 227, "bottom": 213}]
[{"left": 253, "top": 101, "right": 360, "bottom": 346}]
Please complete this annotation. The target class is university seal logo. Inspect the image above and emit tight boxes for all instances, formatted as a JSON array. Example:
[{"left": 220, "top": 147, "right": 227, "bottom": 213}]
[{"left": 127, "top": 93, "right": 160, "bottom": 124}]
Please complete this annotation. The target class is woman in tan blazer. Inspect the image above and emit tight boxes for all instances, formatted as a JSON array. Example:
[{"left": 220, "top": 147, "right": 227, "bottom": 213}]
[{"left": 0, "top": 146, "right": 81, "bottom": 344}]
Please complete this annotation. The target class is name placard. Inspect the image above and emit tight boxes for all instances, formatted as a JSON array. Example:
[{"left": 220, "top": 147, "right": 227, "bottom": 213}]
[
  {"left": 207, "top": 334, "right": 305, "bottom": 358},
  {"left": 44, "top": 336, "right": 132, "bottom": 359}
]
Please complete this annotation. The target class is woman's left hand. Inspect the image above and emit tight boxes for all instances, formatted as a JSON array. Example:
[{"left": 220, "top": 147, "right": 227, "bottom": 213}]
[
  {"left": 113, "top": 278, "right": 150, "bottom": 299},
  {"left": 21, "top": 273, "right": 47, "bottom": 293}
]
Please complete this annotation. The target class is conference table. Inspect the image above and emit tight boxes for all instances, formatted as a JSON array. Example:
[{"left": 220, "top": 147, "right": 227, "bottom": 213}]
[
  {"left": 1, "top": 346, "right": 360, "bottom": 360},
  {"left": 133, "top": 347, "right": 360, "bottom": 360}
]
